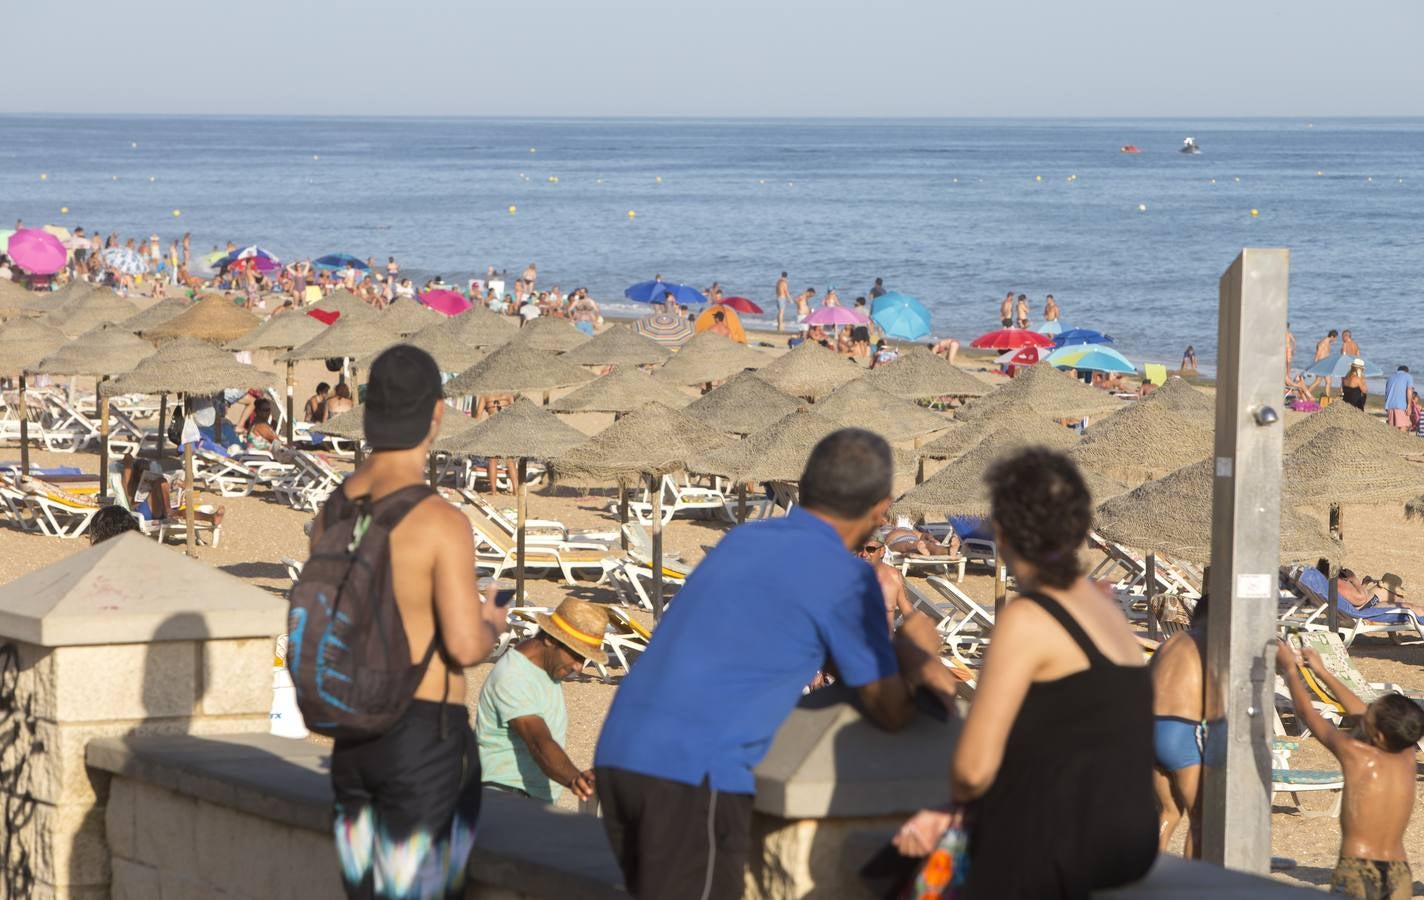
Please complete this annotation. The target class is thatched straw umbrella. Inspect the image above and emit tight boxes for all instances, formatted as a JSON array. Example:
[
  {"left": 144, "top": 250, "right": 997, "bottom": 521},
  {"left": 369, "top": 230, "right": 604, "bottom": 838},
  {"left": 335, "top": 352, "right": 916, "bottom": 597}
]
[
  {"left": 753, "top": 341, "right": 863, "bottom": 401},
  {"left": 1140, "top": 377, "right": 1215, "bottom": 426},
  {"left": 918, "top": 406, "right": 1080, "bottom": 463},
  {"left": 683, "top": 371, "right": 800, "bottom": 436},
  {"left": 280, "top": 318, "right": 398, "bottom": 463},
  {"left": 226, "top": 312, "right": 328, "bottom": 443},
  {"left": 695, "top": 407, "right": 842, "bottom": 485},
  {"left": 815, "top": 379, "right": 953, "bottom": 442},
  {"left": 507, "top": 316, "right": 589, "bottom": 354},
  {"left": 553, "top": 402, "right": 731, "bottom": 617},
  {"left": 119, "top": 297, "right": 190, "bottom": 333},
  {"left": 559, "top": 324, "right": 671, "bottom": 369},
  {"left": 896, "top": 428, "right": 1125, "bottom": 521},
  {"left": 0, "top": 280, "right": 39, "bottom": 319},
  {"left": 1282, "top": 426, "right": 1424, "bottom": 541},
  {"left": 30, "top": 326, "right": 156, "bottom": 498},
  {"left": 1069, "top": 401, "right": 1213, "bottom": 487},
  {"left": 307, "top": 289, "right": 379, "bottom": 322},
  {"left": 549, "top": 366, "right": 692, "bottom": 414},
  {"left": 31, "top": 281, "right": 101, "bottom": 314},
  {"left": 102, "top": 338, "right": 274, "bottom": 556},
  {"left": 1096, "top": 458, "right": 1339, "bottom": 566},
  {"left": 1406, "top": 495, "right": 1424, "bottom": 524},
  {"left": 443, "top": 344, "right": 593, "bottom": 399},
  {"left": 455, "top": 306, "right": 520, "bottom": 347},
  {"left": 653, "top": 330, "right": 766, "bottom": 386},
  {"left": 42, "top": 291, "right": 140, "bottom": 336},
  {"left": 321, "top": 402, "right": 476, "bottom": 445},
  {"left": 142, "top": 295, "right": 261, "bottom": 345},
  {"left": 0, "top": 318, "right": 68, "bottom": 474},
  {"left": 443, "top": 399, "right": 589, "bottom": 603},
  {"left": 1285, "top": 400, "right": 1421, "bottom": 458},
  {"left": 378, "top": 321, "right": 485, "bottom": 374},
  {"left": 955, "top": 363, "right": 1122, "bottom": 423},
  {"left": 864, "top": 348, "right": 991, "bottom": 401},
  {"left": 380, "top": 300, "right": 444, "bottom": 337}
]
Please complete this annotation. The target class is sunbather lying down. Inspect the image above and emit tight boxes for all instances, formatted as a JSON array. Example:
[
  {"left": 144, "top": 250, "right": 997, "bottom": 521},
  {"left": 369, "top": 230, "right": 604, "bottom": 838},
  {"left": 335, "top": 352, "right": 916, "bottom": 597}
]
[
  {"left": 881, "top": 514, "right": 960, "bottom": 557},
  {"left": 1329, "top": 562, "right": 1421, "bottom": 616},
  {"left": 121, "top": 458, "right": 225, "bottom": 527}
]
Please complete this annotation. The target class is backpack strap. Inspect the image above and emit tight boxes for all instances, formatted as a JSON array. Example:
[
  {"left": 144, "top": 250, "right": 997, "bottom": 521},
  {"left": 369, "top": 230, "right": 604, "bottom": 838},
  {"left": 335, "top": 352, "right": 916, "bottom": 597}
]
[{"left": 1015, "top": 590, "right": 1110, "bottom": 669}]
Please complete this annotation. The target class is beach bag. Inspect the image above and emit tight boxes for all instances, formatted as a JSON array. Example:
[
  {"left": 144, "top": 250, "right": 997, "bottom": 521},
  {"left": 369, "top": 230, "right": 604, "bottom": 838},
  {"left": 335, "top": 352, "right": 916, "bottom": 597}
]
[
  {"left": 901, "top": 825, "right": 970, "bottom": 900},
  {"left": 287, "top": 484, "right": 436, "bottom": 740}
]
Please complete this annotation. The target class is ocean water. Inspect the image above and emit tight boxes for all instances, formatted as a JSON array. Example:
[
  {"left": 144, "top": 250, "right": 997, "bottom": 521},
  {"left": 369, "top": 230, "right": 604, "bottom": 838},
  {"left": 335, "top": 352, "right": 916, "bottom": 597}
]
[{"left": 2, "top": 115, "right": 1421, "bottom": 372}]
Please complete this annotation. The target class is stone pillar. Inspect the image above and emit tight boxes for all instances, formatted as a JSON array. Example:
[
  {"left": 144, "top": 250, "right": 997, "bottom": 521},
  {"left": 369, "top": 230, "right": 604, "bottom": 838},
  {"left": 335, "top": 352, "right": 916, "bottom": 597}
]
[
  {"left": 747, "top": 686, "right": 959, "bottom": 900},
  {"left": 0, "top": 533, "right": 286, "bottom": 898}
]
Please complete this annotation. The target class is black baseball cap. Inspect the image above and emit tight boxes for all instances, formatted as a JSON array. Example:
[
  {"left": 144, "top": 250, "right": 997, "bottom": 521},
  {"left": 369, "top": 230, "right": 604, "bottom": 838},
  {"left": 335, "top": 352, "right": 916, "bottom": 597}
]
[{"left": 363, "top": 345, "right": 443, "bottom": 451}]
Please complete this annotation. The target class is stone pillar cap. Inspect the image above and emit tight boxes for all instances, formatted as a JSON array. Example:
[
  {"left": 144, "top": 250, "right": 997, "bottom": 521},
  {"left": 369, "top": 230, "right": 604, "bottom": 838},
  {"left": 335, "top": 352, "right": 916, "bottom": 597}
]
[{"left": 0, "top": 532, "right": 286, "bottom": 646}]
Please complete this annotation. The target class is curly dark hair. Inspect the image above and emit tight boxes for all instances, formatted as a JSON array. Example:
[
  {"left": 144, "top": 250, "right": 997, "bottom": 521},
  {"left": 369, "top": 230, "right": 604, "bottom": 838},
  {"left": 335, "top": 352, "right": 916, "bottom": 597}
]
[
  {"left": 985, "top": 447, "right": 1093, "bottom": 589},
  {"left": 87, "top": 505, "right": 140, "bottom": 545},
  {"left": 1372, "top": 693, "right": 1424, "bottom": 753}
]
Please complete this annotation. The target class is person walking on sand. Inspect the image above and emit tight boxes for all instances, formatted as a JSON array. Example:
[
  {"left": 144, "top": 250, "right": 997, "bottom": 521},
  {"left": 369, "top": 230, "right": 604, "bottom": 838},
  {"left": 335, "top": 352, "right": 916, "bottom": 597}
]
[
  {"left": 794, "top": 287, "right": 816, "bottom": 323},
  {"left": 314, "top": 346, "right": 509, "bottom": 899},
  {"left": 594, "top": 430, "right": 960, "bottom": 899},
  {"left": 1384, "top": 366, "right": 1415, "bottom": 431},
  {"left": 999, "top": 291, "right": 1014, "bottom": 327},
  {"left": 774, "top": 272, "right": 790, "bottom": 331},
  {"left": 1277, "top": 640, "right": 1423, "bottom": 899},
  {"left": 1310, "top": 329, "right": 1339, "bottom": 393}
]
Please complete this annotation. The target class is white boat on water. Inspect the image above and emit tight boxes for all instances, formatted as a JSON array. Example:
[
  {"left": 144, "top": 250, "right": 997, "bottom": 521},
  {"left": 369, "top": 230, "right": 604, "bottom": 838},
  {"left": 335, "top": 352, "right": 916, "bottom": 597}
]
[{"left": 1180, "top": 137, "right": 1202, "bottom": 154}]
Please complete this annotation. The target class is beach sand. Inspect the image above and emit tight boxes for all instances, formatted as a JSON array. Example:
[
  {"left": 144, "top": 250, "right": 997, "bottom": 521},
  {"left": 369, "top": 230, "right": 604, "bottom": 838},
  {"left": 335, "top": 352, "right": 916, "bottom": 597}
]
[{"left": 4, "top": 295, "right": 1420, "bottom": 893}]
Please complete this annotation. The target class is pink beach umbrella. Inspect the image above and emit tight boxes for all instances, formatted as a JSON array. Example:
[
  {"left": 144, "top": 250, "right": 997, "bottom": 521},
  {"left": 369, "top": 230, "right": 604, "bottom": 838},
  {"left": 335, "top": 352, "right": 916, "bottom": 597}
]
[
  {"left": 6, "top": 229, "right": 68, "bottom": 275},
  {"left": 419, "top": 289, "right": 472, "bottom": 317},
  {"left": 802, "top": 306, "right": 869, "bottom": 327}
]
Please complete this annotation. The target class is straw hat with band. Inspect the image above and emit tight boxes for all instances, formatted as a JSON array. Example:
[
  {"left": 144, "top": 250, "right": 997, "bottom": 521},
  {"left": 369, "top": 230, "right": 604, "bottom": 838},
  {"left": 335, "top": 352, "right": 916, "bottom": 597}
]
[
  {"left": 535, "top": 598, "right": 610, "bottom": 666},
  {"left": 1351, "top": 358, "right": 1365, "bottom": 369}
]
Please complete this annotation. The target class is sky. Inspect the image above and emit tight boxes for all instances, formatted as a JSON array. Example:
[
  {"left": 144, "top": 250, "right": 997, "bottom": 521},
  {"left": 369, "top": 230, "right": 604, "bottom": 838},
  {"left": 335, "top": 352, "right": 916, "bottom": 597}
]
[{"left": 3, "top": 0, "right": 1422, "bottom": 118}]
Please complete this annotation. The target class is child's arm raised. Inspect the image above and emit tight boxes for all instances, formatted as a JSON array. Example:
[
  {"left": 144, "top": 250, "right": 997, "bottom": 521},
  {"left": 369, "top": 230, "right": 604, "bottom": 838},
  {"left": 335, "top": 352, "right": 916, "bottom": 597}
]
[
  {"left": 1299, "top": 646, "right": 1369, "bottom": 717},
  {"left": 1276, "top": 642, "right": 1345, "bottom": 757}
]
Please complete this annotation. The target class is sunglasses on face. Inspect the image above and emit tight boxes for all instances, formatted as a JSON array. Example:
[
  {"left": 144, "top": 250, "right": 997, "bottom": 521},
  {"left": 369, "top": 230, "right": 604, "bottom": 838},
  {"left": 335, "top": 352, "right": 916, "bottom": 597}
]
[{"left": 862, "top": 544, "right": 884, "bottom": 554}]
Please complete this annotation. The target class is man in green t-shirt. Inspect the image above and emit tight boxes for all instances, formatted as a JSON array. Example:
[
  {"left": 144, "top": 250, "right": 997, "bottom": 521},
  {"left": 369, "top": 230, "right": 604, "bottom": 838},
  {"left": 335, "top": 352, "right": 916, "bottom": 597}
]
[{"left": 476, "top": 598, "right": 610, "bottom": 803}]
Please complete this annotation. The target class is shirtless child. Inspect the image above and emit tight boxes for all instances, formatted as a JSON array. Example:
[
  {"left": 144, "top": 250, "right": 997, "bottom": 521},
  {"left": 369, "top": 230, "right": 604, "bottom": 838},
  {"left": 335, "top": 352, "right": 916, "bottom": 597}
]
[{"left": 1277, "top": 641, "right": 1423, "bottom": 900}]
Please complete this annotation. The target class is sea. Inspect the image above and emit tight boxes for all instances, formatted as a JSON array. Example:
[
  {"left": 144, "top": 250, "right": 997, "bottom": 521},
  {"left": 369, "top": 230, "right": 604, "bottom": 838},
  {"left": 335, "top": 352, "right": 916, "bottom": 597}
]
[{"left": 2, "top": 115, "right": 1422, "bottom": 374}]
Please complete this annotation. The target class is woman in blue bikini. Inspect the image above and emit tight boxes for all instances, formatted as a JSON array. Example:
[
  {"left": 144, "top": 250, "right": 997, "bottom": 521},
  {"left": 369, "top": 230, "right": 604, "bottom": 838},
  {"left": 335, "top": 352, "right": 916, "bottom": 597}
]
[{"left": 1150, "top": 592, "right": 1209, "bottom": 857}]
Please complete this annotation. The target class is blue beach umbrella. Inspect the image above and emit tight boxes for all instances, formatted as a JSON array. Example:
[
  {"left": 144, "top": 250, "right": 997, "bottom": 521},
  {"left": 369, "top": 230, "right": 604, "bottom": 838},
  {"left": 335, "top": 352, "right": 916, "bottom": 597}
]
[
  {"left": 313, "top": 254, "right": 369, "bottom": 271},
  {"left": 1052, "top": 328, "right": 1115, "bottom": 348},
  {"left": 870, "top": 292, "right": 932, "bottom": 341},
  {"left": 1047, "top": 344, "right": 1137, "bottom": 374},
  {"left": 624, "top": 280, "right": 707, "bottom": 305},
  {"left": 213, "top": 245, "right": 279, "bottom": 270},
  {"left": 1303, "top": 353, "right": 1383, "bottom": 379}
]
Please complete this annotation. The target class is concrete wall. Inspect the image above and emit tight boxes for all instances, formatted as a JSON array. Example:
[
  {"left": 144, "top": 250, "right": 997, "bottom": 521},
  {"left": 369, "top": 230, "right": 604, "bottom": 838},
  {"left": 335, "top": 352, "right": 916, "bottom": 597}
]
[{"left": 0, "top": 637, "right": 272, "bottom": 899}]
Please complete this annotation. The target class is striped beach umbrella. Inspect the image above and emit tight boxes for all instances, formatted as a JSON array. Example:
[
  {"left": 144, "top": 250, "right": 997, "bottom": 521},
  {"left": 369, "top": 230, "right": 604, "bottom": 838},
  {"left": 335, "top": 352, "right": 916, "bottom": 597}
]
[{"left": 634, "top": 310, "right": 695, "bottom": 347}]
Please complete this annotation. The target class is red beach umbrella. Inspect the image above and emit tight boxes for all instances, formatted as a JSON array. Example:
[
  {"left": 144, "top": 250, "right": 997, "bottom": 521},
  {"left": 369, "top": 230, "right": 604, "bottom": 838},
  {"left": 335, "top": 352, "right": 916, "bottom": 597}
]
[
  {"left": 716, "top": 296, "right": 763, "bottom": 315},
  {"left": 420, "top": 289, "right": 472, "bottom": 317},
  {"left": 7, "top": 228, "right": 68, "bottom": 275},
  {"left": 970, "top": 327, "right": 1055, "bottom": 351}
]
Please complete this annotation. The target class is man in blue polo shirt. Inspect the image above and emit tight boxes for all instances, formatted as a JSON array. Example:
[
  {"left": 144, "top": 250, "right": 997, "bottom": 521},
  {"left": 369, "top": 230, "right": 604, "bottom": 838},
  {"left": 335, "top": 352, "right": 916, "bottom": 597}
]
[{"left": 594, "top": 429, "right": 955, "bottom": 899}]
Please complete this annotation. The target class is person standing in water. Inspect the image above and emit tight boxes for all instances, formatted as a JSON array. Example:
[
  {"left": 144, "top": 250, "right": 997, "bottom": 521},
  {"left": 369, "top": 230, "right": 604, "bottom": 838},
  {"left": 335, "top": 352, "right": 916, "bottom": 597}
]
[{"left": 775, "top": 271, "right": 791, "bottom": 332}]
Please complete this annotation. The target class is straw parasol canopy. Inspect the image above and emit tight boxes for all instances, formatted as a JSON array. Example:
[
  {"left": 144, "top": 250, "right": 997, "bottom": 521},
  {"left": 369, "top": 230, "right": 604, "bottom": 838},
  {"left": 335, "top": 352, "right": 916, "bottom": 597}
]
[
  {"left": 119, "top": 297, "right": 190, "bottom": 333},
  {"left": 815, "top": 379, "right": 953, "bottom": 441},
  {"left": 441, "top": 398, "right": 588, "bottom": 459},
  {"left": 381, "top": 300, "right": 444, "bottom": 336},
  {"left": 1096, "top": 458, "right": 1340, "bottom": 565},
  {"left": 896, "top": 429, "right": 1125, "bottom": 521},
  {"left": 29, "top": 325, "right": 155, "bottom": 376},
  {"left": 279, "top": 316, "right": 397, "bottom": 362},
  {"left": 0, "top": 280, "right": 37, "bottom": 319},
  {"left": 392, "top": 321, "right": 487, "bottom": 373},
  {"left": 30, "top": 280, "right": 100, "bottom": 314},
  {"left": 507, "top": 316, "right": 590, "bottom": 354},
  {"left": 1406, "top": 495, "right": 1424, "bottom": 524},
  {"left": 1281, "top": 426, "right": 1424, "bottom": 507},
  {"left": 320, "top": 402, "right": 478, "bottom": 444},
  {"left": 225, "top": 310, "right": 326, "bottom": 352},
  {"left": 443, "top": 343, "right": 594, "bottom": 397},
  {"left": 559, "top": 324, "right": 672, "bottom": 368},
  {"left": 918, "top": 405, "right": 1080, "bottom": 461},
  {"left": 653, "top": 330, "right": 767, "bottom": 386},
  {"left": 753, "top": 341, "right": 863, "bottom": 401},
  {"left": 955, "top": 363, "right": 1123, "bottom": 422},
  {"left": 864, "top": 348, "right": 991, "bottom": 400},
  {"left": 1069, "top": 401, "right": 1213, "bottom": 487},
  {"left": 1140, "top": 377, "right": 1215, "bottom": 426},
  {"left": 551, "top": 402, "right": 731, "bottom": 485},
  {"left": 307, "top": 290, "right": 379, "bottom": 322},
  {"left": 456, "top": 305, "right": 520, "bottom": 347},
  {"left": 101, "top": 337, "right": 275, "bottom": 396},
  {"left": 550, "top": 366, "right": 692, "bottom": 414},
  {"left": 41, "top": 291, "right": 140, "bottom": 336},
  {"left": 0, "top": 318, "right": 68, "bottom": 372},
  {"left": 1285, "top": 400, "right": 1422, "bottom": 459},
  {"left": 142, "top": 295, "right": 260, "bottom": 344},
  {"left": 684, "top": 371, "right": 801, "bottom": 436},
  {"left": 694, "top": 407, "right": 844, "bottom": 484}
]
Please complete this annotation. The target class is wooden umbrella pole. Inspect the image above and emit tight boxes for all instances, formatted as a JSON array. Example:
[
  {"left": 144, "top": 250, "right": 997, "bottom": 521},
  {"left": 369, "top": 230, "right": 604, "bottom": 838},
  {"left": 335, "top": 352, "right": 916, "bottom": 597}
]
[
  {"left": 157, "top": 393, "right": 168, "bottom": 462},
  {"left": 515, "top": 459, "right": 529, "bottom": 605},
  {"left": 737, "top": 483, "right": 748, "bottom": 524},
  {"left": 618, "top": 484, "right": 629, "bottom": 550},
  {"left": 183, "top": 440, "right": 197, "bottom": 557},
  {"left": 18, "top": 373, "right": 30, "bottom": 476},
  {"left": 352, "top": 365, "right": 364, "bottom": 466},
  {"left": 284, "top": 360, "right": 295, "bottom": 445},
  {"left": 650, "top": 472, "right": 665, "bottom": 620},
  {"left": 98, "top": 376, "right": 110, "bottom": 501},
  {"left": 1146, "top": 552, "right": 1159, "bottom": 640}
]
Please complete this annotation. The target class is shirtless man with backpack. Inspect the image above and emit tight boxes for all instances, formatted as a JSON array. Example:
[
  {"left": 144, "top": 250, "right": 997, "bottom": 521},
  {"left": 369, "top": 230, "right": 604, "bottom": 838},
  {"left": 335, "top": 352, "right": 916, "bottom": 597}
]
[{"left": 290, "top": 345, "right": 507, "bottom": 899}]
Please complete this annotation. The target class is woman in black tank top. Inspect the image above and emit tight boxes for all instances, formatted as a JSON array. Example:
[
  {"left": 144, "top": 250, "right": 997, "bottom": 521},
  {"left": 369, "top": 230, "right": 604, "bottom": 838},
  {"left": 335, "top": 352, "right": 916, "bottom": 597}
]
[{"left": 894, "top": 449, "right": 1157, "bottom": 899}]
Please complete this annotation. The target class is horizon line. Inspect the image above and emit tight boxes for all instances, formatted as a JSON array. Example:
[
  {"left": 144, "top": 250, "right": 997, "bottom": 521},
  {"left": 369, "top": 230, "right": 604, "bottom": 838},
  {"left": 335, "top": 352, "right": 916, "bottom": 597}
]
[{"left": 2, "top": 112, "right": 1423, "bottom": 123}]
